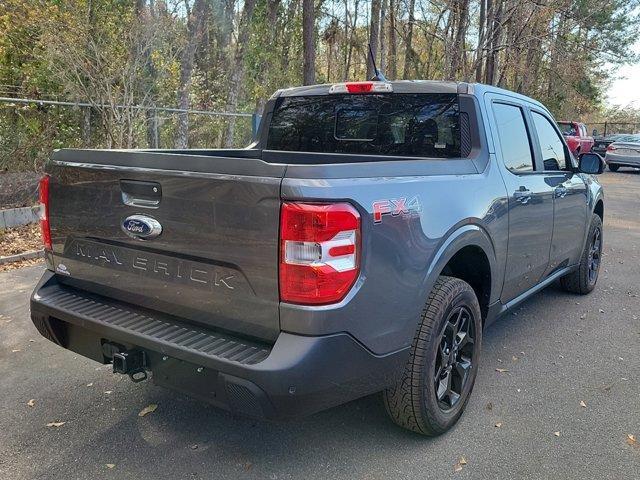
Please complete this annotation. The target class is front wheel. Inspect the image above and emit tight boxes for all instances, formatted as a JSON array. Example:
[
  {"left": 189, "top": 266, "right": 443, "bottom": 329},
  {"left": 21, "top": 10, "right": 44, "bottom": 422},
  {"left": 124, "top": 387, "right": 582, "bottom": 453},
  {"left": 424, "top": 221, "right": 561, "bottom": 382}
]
[
  {"left": 560, "top": 214, "right": 603, "bottom": 294},
  {"left": 383, "top": 276, "right": 482, "bottom": 435},
  {"left": 608, "top": 163, "right": 619, "bottom": 172}
]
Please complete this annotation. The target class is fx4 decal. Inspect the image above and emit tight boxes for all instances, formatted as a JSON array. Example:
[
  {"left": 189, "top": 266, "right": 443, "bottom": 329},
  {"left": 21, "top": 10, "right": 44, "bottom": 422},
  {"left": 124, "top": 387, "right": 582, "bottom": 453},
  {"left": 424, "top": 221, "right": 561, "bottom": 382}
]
[{"left": 372, "top": 196, "right": 422, "bottom": 223}]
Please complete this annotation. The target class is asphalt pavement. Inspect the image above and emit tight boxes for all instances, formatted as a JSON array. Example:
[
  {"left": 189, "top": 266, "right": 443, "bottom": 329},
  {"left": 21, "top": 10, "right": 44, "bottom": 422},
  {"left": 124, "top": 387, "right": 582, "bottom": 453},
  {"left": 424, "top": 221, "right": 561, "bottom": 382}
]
[{"left": 1, "top": 171, "right": 639, "bottom": 479}]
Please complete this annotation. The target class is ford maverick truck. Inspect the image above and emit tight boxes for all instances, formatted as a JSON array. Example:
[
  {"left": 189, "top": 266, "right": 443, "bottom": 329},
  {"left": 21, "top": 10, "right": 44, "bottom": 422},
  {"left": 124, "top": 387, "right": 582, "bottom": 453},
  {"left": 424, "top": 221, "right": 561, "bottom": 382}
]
[{"left": 31, "top": 81, "right": 605, "bottom": 435}]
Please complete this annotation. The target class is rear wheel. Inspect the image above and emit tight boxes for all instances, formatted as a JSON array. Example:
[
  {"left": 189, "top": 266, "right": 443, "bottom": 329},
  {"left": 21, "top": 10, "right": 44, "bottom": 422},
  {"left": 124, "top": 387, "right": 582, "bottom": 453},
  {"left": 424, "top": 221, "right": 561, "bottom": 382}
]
[
  {"left": 560, "top": 214, "right": 603, "bottom": 294},
  {"left": 383, "top": 276, "right": 482, "bottom": 435},
  {"left": 608, "top": 163, "right": 619, "bottom": 172}
]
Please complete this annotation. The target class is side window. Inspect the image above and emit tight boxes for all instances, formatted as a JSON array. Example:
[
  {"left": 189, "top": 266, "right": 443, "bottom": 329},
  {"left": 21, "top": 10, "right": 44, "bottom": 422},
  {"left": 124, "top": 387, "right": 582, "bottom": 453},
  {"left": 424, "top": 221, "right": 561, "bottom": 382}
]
[
  {"left": 531, "top": 112, "right": 568, "bottom": 171},
  {"left": 492, "top": 103, "right": 534, "bottom": 173}
]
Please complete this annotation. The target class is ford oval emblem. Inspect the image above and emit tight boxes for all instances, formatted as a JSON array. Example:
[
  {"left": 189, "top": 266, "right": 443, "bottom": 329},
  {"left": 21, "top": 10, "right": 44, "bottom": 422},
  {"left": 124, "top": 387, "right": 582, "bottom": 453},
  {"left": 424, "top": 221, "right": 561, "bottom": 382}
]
[{"left": 121, "top": 215, "right": 162, "bottom": 240}]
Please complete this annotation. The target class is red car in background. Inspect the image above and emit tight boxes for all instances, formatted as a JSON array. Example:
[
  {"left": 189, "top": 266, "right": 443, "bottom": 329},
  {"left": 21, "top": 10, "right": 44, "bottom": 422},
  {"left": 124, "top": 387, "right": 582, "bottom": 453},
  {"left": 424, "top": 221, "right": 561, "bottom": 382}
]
[{"left": 558, "top": 121, "right": 594, "bottom": 155}]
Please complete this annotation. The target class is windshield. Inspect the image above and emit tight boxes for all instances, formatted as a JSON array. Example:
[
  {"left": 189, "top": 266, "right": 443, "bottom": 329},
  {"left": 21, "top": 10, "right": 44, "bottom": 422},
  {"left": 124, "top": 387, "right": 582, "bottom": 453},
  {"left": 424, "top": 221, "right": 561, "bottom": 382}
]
[
  {"left": 267, "top": 93, "right": 461, "bottom": 158},
  {"left": 557, "top": 122, "right": 577, "bottom": 136}
]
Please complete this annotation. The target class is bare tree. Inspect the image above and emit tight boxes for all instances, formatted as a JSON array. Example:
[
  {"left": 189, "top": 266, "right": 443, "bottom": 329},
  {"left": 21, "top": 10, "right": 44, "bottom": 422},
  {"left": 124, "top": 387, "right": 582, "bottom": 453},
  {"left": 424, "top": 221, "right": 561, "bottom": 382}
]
[
  {"left": 175, "top": 0, "right": 208, "bottom": 149},
  {"left": 366, "top": 0, "right": 382, "bottom": 78},
  {"left": 403, "top": 0, "right": 416, "bottom": 79},
  {"left": 41, "top": 6, "right": 163, "bottom": 148},
  {"left": 448, "top": 0, "right": 470, "bottom": 80},
  {"left": 387, "top": 0, "right": 397, "bottom": 79},
  {"left": 224, "top": 0, "right": 257, "bottom": 147},
  {"left": 475, "top": 0, "right": 487, "bottom": 82},
  {"left": 379, "top": 0, "right": 388, "bottom": 73},
  {"left": 302, "top": 0, "right": 316, "bottom": 84}
]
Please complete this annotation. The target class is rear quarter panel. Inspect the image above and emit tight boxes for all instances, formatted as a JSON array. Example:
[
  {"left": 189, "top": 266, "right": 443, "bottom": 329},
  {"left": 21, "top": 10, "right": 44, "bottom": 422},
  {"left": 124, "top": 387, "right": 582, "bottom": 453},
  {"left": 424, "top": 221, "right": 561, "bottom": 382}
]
[{"left": 279, "top": 159, "right": 509, "bottom": 355}]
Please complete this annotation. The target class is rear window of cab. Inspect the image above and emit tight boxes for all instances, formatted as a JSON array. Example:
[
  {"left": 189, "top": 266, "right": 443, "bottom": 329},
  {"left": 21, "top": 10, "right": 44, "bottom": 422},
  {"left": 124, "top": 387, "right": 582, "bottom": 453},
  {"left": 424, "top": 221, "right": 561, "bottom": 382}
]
[{"left": 267, "top": 93, "right": 461, "bottom": 158}]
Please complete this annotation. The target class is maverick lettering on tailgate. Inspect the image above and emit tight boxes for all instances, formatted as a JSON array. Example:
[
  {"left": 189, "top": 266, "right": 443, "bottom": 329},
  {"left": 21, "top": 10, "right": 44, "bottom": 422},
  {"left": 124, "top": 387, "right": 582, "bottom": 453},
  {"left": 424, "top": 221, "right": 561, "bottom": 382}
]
[{"left": 70, "top": 240, "right": 242, "bottom": 292}]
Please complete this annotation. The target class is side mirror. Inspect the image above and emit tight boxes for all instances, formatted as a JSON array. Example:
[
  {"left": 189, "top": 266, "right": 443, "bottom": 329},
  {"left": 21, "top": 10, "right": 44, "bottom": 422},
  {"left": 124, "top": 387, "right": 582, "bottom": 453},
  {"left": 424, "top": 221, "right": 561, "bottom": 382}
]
[{"left": 578, "top": 153, "right": 605, "bottom": 174}]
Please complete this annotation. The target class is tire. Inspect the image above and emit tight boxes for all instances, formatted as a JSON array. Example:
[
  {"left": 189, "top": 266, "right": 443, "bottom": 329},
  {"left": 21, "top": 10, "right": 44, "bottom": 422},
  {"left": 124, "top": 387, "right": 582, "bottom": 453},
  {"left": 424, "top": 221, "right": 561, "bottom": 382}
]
[
  {"left": 383, "top": 276, "right": 482, "bottom": 436},
  {"left": 608, "top": 163, "right": 619, "bottom": 172},
  {"left": 560, "top": 214, "right": 603, "bottom": 294}
]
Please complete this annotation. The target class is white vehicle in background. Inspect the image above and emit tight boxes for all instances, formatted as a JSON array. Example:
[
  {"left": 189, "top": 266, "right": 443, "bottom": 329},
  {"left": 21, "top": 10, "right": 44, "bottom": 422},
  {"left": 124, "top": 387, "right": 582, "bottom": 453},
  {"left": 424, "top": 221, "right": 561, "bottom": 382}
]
[{"left": 605, "top": 134, "right": 640, "bottom": 172}]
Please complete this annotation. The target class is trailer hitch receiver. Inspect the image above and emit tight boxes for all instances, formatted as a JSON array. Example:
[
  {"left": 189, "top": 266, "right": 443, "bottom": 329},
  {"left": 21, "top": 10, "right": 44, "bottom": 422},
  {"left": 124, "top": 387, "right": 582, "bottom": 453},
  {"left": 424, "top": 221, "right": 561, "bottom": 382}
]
[{"left": 112, "top": 350, "right": 147, "bottom": 383}]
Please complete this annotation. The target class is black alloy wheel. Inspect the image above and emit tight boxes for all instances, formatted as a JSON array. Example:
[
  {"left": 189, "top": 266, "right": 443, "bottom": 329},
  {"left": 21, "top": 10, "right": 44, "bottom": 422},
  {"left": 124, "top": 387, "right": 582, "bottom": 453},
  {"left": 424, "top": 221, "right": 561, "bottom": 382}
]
[
  {"left": 434, "top": 306, "right": 475, "bottom": 411},
  {"left": 587, "top": 225, "right": 602, "bottom": 285}
]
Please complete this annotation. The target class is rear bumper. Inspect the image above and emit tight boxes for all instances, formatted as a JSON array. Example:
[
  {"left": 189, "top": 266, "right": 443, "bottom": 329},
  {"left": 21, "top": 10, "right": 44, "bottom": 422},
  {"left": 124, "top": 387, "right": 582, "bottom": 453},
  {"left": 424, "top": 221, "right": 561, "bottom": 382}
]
[{"left": 30, "top": 271, "right": 407, "bottom": 419}]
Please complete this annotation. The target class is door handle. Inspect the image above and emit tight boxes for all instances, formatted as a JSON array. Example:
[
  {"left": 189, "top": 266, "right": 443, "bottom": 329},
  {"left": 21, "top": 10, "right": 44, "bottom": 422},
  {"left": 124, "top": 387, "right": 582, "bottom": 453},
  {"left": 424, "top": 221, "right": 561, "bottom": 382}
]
[
  {"left": 120, "top": 180, "right": 162, "bottom": 208},
  {"left": 513, "top": 188, "right": 532, "bottom": 204},
  {"left": 555, "top": 186, "right": 568, "bottom": 198}
]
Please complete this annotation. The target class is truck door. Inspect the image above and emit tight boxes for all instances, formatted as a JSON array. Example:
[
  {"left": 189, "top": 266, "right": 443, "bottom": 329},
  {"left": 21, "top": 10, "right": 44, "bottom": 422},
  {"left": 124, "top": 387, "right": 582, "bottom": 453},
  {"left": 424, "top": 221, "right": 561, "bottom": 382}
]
[
  {"left": 487, "top": 98, "right": 554, "bottom": 303},
  {"left": 529, "top": 110, "right": 588, "bottom": 271}
]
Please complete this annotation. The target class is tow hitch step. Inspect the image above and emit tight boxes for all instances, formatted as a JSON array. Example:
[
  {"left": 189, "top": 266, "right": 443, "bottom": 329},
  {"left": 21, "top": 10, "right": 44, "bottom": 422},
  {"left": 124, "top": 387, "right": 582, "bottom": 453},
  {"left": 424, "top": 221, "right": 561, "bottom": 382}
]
[{"left": 112, "top": 350, "right": 148, "bottom": 383}]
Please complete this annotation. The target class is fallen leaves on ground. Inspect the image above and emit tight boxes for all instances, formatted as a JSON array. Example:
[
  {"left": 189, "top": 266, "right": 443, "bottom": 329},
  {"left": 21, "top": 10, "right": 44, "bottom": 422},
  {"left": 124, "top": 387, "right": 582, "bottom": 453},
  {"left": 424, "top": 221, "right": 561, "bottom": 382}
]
[
  {"left": 454, "top": 457, "right": 468, "bottom": 472},
  {"left": 554, "top": 431, "right": 561, "bottom": 437},
  {"left": 495, "top": 422, "right": 502, "bottom": 428},
  {"left": 46, "top": 421, "right": 65, "bottom": 428},
  {"left": 138, "top": 404, "right": 158, "bottom": 417},
  {"left": 0, "top": 223, "right": 44, "bottom": 272},
  {"left": 0, "top": 224, "right": 41, "bottom": 257},
  {"left": 27, "top": 399, "right": 35, "bottom": 407},
  {"left": 106, "top": 464, "right": 116, "bottom": 469},
  {"left": 580, "top": 400, "right": 587, "bottom": 408},
  {"left": 627, "top": 434, "right": 637, "bottom": 447},
  {"left": 0, "top": 257, "right": 44, "bottom": 272}
]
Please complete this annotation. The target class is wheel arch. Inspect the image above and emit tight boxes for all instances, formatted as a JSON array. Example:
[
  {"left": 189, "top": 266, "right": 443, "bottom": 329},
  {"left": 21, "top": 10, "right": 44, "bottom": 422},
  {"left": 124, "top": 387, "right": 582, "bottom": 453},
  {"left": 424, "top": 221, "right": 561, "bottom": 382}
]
[
  {"left": 421, "top": 225, "right": 499, "bottom": 325},
  {"left": 594, "top": 198, "right": 604, "bottom": 220}
]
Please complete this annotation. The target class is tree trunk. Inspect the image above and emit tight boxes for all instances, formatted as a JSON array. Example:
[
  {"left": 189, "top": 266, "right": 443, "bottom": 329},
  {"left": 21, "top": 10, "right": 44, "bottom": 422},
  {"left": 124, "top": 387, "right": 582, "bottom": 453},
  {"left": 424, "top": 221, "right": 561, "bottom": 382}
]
[
  {"left": 475, "top": 0, "right": 486, "bottom": 82},
  {"left": 224, "top": 0, "right": 258, "bottom": 147},
  {"left": 484, "top": 0, "right": 501, "bottom": 85},
  {"left": 448, "top": 0, "right": 469, "bottom": 80},
  {"left": 387, "top": 0, "right": 397, "bottom": 79},
  {"left": 402, "top": 0, "right": 416, "bottom": 79},
  {"left": 344, "top": 0, "right": 359, "bottom": 80},
  {"left": 424, "top": 9, "right": 446, "bottom": 79},
  {"left": 82, "top": 107, "right": 92, "bottom": 147},
  {"left": 302, "top": 0, "right": 316, "bottom": 85},
  {"left": 255, "top": 0, "right": 281, "bottom": 112},
  {"left": 366, "top": 0, "right": 382, "bottom": 78},
  {"left": 176, "top": 0, "right": 208, "bottom": 149},
  {"left": 379, "top": 0, "right": 387, "bottom": 73}
]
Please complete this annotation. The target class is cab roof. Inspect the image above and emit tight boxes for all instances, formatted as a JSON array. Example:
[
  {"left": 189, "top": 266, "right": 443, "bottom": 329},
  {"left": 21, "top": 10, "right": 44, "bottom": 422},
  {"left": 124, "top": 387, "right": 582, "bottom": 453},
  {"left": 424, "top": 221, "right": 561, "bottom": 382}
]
[{"left": 272, "top": 80, "right": 547, "bottom": 111}]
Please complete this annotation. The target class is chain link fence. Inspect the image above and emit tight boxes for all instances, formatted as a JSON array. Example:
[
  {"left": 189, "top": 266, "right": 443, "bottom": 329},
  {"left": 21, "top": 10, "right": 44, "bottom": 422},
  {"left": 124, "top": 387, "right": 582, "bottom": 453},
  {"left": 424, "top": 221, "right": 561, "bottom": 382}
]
[
  {"left": 586, "top": 122, "right": 640, "bottom": 137},
  {"left": 0, "top": 96, "right": 260, "bottom": 208}
]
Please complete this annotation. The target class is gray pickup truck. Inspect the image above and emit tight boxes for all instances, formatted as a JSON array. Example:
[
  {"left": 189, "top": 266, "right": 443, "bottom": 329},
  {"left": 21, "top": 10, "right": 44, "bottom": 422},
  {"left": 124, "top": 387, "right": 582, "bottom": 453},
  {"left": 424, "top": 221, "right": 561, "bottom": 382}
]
[{"left": 31, "top": 80, "right": 605, "bottom": 435}]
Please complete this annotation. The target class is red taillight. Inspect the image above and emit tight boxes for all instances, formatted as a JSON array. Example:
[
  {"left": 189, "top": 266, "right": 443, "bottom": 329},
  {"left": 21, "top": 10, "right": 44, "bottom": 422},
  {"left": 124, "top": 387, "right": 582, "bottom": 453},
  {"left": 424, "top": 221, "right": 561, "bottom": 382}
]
[
  {"left": 279, "top": 202, "right": 360, "bottom": 305},
  {"left": 607, "top": 144, "right": 616, "bottom": 151},
  {"left": 39, "top": 175, "right": 52, "bottom": 250}
]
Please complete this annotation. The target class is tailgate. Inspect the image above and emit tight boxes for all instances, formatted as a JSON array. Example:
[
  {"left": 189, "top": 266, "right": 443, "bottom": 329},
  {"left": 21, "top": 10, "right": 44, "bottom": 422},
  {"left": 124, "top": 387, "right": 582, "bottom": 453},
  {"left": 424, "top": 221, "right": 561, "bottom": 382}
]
[{"left": 46, "top": 149, "right": 285, "bottom": 342}]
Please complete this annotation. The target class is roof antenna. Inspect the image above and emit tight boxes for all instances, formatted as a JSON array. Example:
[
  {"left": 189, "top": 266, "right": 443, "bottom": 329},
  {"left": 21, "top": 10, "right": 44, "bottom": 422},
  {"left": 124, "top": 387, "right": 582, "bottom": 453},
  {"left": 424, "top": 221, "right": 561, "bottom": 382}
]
[{"left": 368, "top": 43, "right": 386, "bottom": 82}]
